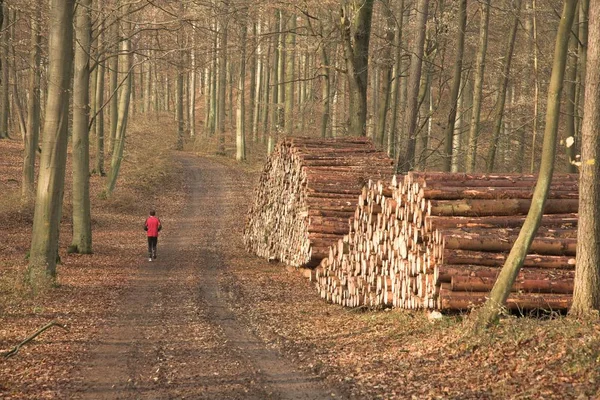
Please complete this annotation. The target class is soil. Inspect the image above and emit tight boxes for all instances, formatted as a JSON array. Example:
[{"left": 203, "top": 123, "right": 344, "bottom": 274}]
[{"left": 68, "top": 154, "right": 341, "bottom": 399}]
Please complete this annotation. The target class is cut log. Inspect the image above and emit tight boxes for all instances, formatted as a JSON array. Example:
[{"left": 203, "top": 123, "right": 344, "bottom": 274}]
[
  {"left": 438, "top": 288, "right": 571, "bottom": 311},
  {"left": 428, "top": 198, "right": 579, "bottom": 217},
  {"left": 244, "top": 137, "right": 393, "bottom": 268},
  {"left": 440, "top": 249, "right": 576, "bottom": 269},
  {"left": 450, "top": 275, "right": 574, "bottom": 294}
]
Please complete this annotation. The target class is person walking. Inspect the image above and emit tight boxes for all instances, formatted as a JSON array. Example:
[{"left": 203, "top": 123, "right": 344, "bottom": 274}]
[{"left": 144, "top": 210, "right": 162, "bottom": 261}]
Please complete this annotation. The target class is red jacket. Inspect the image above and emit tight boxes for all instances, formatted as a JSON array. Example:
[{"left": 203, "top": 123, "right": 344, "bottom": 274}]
[{"left": 145, "top": 216, "right": 162, "bottom": 237}]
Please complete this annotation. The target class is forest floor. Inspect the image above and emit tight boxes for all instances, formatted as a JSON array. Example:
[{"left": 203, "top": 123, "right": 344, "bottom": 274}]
[{"left": 2, "top": 121, "right": 600, "bottom": 399}]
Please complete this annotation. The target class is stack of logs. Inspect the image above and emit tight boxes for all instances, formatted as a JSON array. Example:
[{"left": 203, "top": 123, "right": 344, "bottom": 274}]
[
  {"left": 244, "top": 137, "right": 393, "bottom": 268},
  {"left": 315, "top": 172, "right": 578, "bottom": 312}
]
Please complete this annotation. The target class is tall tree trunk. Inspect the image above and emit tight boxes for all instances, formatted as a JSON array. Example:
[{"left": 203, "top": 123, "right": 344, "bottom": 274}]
[
  {"left": 451, "top": 75, "right": 466, "bottom": 172},
  {"left": 95, "top": 37, "right": 106, "bottom": 176},
  {"left": 486, "top": 0, "right": 522, "bottom": 173},
  {"left": 28, "top": 0, "right": 75, "bottom": 287},
  {"left": 0, "top": 5, "right": 9, "bottom": 139},
  {"left": 109, "top": 17, "right": 119, "bottom": 153},
  {"left": 375, "top": 0, "right": 395, "bottom": 147},
  {"left": 248, "top": 20, "right": 257, "bottom": 140},
  {"left": 565, "top": 8, "right": 579, "bottom": 173},
  {"left": 261, "top": 41, "right": 271, "bottom": 144},
  {"left": 208, "top": 28, "right": 217, "bottom": 135},
  {"left": 176, "top": 7, "right": 185, "bottom": 151},
  {"left": 341, "top": 0, "right": 375, "bottom": 136},
  {"left": 530, "top": 0, "right": 540, "bottom": 172},
  {"left": 217, "top": 13, "right": 228, "bottom": 154},
  {"left": 106, "top": 17, "right": 132, "bottom": 196},
  {"left": 570, "top": 0, "right": 600, "bottom": 317},
  {"left": 71, "top": 0, "right": 93, "bottom": 254},
  {"left": 236, "top": 16, "right": 247, "bottom": 162},
  {"left": 22, "top": 9, "right": 42, "bottom": 201},
  {"left": 465, "top": 0, "right": 490, "bottom": 172},
  {"left": 442, "top": 0, "right": 467, "bottom": 171},
  {"left": 252, "top": 18, "right": 262, "bottom": 142},
  {"left": 396, "top": 0, "right": 429, "bottom": 172},
  {"left": 275, "top": 10, "right": 285, "bottom": 135},
  {"left": 388, "top": 0, "right": 405, "bottom": 157},
  {"left": 475, "top": 0, "right": 577, "bottom": 329},
  {"left": 284, "top": 14, "right": 296, "bottom": 136},
  {"left": 189, "top": 31, "right": 197, "bottom": 138}
]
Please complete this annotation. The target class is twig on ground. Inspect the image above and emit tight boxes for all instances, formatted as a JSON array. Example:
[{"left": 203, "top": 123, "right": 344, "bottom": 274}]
[{"left": 2, "top": 321, "right": 69, "bottom": 359}]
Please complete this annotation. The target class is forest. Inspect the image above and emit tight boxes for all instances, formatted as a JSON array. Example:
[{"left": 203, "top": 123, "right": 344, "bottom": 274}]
[{"left": 1, "top": 0, "right": 600, "bottom": 398}]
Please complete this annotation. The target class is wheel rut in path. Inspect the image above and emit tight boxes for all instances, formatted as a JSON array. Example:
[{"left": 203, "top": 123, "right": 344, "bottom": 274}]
[{"left": 71, "top": 154, "right": 341, "bottom": 399}]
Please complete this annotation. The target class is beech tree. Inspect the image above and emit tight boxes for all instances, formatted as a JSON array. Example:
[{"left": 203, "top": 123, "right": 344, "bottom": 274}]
[
  {"left": 396, "top": 0, "right": 429, "bottom": 172},
  {"left": 71, "top": 0, "right": 93, "bottom": 254},
  {"left": 22, "top": 7, "right": 41, "bottom": 201},
  {"left": 28, "top": 0, "right": 75, "bottom": 287},
  {"left": 340, "top": 0, "right": 375, "bottom": 136},
  {"left": 570, "top": 1, "right": 600, "bottom": 317}
]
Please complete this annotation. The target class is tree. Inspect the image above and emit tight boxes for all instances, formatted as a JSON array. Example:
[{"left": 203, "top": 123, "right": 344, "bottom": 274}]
[
  {"left": 474, "top": 0, "right": 578, "bottom": 329},
  {"left": 22, "top": 8, "right": 42, "bottom": 201},
  {"left": 106, "top": 10, "right": 132, "bottom": 196},
  {"left": 570, "top": 0, "right": 600, "bottom": 317},
  {"left": 375, "top": 0, "right": 395, "bottom": 147},
  {"left": 0, "top": 4, "right": 9, "bottom": 139},
  {"left": 388, "top": 0, "right": 405, "bottom": 156},
  {"left": 442, "top": 0, "right": 467, "bottom": 172},
  {"left": 466, "top": 0, "right": 490, "bottom": 172},
  {"left": 284, "top": 13, "right": 296, "bottom": 136},
  {"left": 71, "top": 0, "right": 93, "bottom": 254},
  {"left": 340, "top": 0, "right": 375, "bottom": 136},
  {"left": 94, "top": 16, "right": 106, "bottom": 176},
  {"left": 236, "top": 7, "right": 247, "bottom": 162},
  {"left": 28, "top": 0, "right": 75, "bottom": 287},
  {"left": 395, "top": 0, "right": 429, "bottom": 172},
  {"left": 486, "top": 0, "right": 522, "bottom": 173}
]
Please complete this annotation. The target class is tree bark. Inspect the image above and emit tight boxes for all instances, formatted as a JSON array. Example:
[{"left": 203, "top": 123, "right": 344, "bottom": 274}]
[
  {"left": 28, "top": 0, "right": 75, "bottom": 287},
  {"left": 106, "top": 16, "right": 132, "bottom": 196},
  {"left": 22, "top": 9, "right": 42, "bottom": 201},
  {"left": 108, "top": 16, "right": 119, "bottom": 153},
  {"left": 375, "top": 0, "right": 395, "bottom": 147},
  {"left": 189, "top": 31, "right": 197, "bottom": 138},
  {"left": 94, "top": 19, "right": 106, "bottom": 176},
  {"left": 236, "top": 12, "right": 247, "bottom": 162},
  {"left": 0, "top": 5, "right": 9, "bottom": 139},
  {"left": 570, "top": 0, "right": 600, "bottom": 317},
  {"left": 217, "top": 9, "right": 228, "bottom": 154},
  {"left": 564, "top": 8, "right": 579, "bottom": 173},
  {"left": 475, "top": 0, "right": 578, "bottom": 329},
  {"left": 340, "top": 0, "right": 375, "bottom": 136},
  {"left": 71, "top": 0, "right": 93, "bottom": 254},
  {"left": 252, "top": 18, "right": 262, "bottom": 142},
  {"left": 284, "top": 14, "right": 296, "bottom": 136}
]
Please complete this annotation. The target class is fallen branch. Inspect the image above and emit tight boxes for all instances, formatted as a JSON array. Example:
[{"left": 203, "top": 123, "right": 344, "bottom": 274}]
[{"left": 2, "top": 321, "right": 69, "bottom": 359}]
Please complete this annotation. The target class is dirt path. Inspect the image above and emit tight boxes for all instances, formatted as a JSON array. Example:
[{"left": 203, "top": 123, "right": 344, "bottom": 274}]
[{"left": 70, "top": 154, "right": 340, "bottom": 399}]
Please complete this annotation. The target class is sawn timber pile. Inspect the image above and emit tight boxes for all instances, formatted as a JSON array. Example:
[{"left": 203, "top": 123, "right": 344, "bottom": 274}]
[
  {"left": 315, "top": 172, "right": 578, "bottom": 312},
  {"left": 244, "top": 137, "right": 393, "bottom": 267}
]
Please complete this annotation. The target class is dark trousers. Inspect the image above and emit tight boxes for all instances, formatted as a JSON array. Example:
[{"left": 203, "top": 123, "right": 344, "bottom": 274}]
[{"left": 147, "top": 236, "right": 158, "bottom": 258}]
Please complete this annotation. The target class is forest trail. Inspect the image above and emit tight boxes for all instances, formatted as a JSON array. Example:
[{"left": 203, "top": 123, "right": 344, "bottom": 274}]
[{"left": 70, "top": 153, "right": 340, "bottom": 399}]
